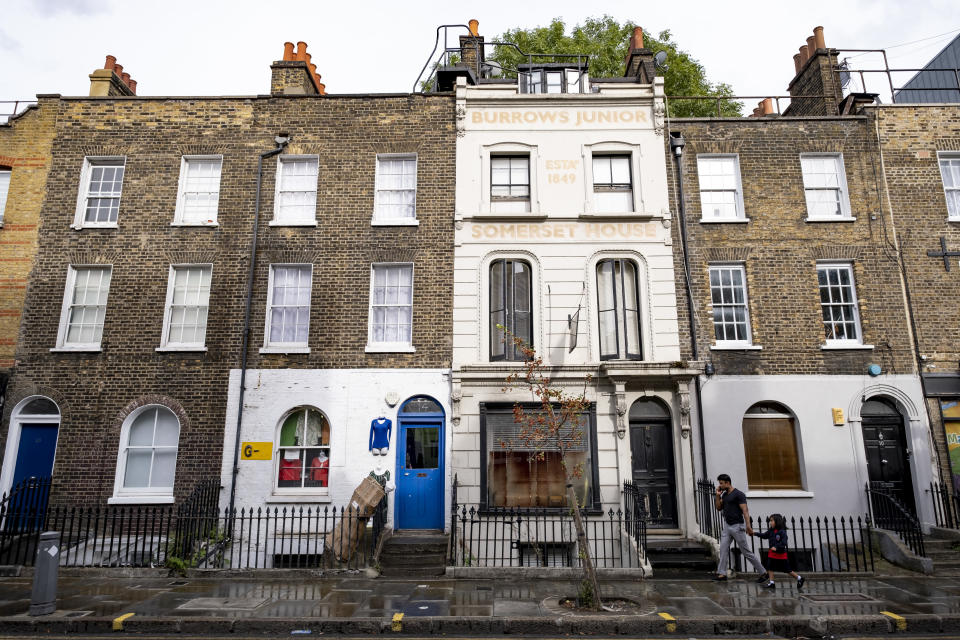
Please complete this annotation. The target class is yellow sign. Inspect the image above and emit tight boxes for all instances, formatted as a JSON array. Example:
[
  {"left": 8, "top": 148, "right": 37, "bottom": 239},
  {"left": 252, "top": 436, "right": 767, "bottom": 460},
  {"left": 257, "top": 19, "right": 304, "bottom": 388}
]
[
  {"left": 241, "top": 442, "right": 272, "bottom": 460},
  {"left": 832, "top": 408, "right": 844, "bottom": 426}
]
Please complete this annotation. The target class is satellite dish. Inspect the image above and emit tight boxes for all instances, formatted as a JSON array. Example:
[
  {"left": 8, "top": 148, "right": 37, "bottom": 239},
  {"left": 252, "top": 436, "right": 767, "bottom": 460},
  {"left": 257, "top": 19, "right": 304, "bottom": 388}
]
[
  {"left": 654, "top": 50, "right": 669, "bottom": 71},
  {"left": 481, "top": 61, "right": 503, "bottom": 78}
]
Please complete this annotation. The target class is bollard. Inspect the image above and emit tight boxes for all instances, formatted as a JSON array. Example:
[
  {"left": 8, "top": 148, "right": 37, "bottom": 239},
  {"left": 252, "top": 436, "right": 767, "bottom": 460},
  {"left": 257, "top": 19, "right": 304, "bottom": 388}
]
[{"left": 29, "top": 531, "right": 60, "bottom": 616}]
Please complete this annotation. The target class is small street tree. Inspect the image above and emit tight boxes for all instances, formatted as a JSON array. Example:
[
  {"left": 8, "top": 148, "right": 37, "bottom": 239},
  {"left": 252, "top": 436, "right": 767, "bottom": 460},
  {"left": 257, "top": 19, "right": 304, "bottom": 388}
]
[{"left": 498, "top": 327, "right": 603, "bottom": 610}]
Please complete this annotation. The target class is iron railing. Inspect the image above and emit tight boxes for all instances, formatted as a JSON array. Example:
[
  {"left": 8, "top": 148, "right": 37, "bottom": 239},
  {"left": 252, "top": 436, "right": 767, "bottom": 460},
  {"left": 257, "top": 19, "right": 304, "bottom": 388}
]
[
  {"left": 621, "top": 480, "right": 648, "bottom": 554},
  {"left": 0, "top": 490, "right": 389, "bottom": 570},
  {"left": 865, "top": 482, "right": 925, "bottom": 557},
  {"left": 0, "top": 100, "right": 37, "bottom": 125},
  {"left": 696, "top": 479, "right": 874, "bottom": 573},
  {"left": 449, "top": 482, "right": 646, "bottom": 568},
  {"left": 928, "top": 482, "right": 960, "bottom": 530},
  {"left": 0, "top": 476, "right": 52, "bottom": 536}
]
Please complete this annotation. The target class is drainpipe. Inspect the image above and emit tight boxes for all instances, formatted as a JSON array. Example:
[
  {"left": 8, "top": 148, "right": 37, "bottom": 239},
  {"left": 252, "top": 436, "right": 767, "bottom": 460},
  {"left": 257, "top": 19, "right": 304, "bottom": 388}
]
[
  {"left": 227, "top": 135, "right": 291, "bottom": 519},
  {"left": 669, "top": 132, "right": 709, "bottom": 481}
]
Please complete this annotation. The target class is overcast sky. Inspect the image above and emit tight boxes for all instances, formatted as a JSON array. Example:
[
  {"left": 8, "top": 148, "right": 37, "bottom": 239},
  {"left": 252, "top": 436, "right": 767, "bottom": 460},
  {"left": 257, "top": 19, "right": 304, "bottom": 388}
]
[{"left": 1, "top": 0, "right": 958, "bottom": 107}]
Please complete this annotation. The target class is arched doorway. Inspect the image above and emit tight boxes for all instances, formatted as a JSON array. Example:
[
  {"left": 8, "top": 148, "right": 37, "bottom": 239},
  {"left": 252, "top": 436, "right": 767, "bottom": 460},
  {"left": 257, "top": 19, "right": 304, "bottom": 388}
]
[
  {"left": 9, "top": 396, "right": 61, "bottom": 488},
  {"left": 861, "top": 397, "right": 916, "bottom": 515},
  {"left": 395, "top": 395, "right": 444, "bottom": 530},
  {"left": 628, "top": 398, "right": 676, "bottom": 528}
]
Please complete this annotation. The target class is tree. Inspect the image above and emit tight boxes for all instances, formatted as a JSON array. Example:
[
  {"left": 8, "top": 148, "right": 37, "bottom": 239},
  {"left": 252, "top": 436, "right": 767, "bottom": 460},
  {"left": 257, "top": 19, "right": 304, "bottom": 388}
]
[
  {"left": 498, "top": 327, "right": 603, "bottom": 610},
  {"left": 490, "top": 16, "right": 742, "bottom": 117}
]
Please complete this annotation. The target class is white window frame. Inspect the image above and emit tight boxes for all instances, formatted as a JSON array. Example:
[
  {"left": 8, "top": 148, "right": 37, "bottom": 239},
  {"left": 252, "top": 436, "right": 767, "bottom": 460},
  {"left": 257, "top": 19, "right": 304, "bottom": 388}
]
[
  {"left": 73, "top": 156, "right": 125, "bottom": 229},
  {"left": 708, "top": 264, "right": 759, "bottom": 349},
  {"left": 0, "top": 167, "right": 10, "bottom": 226},
  {"left": 582, "top": 143, "right": 643, "bottom": 215},
  {"left": 938, "top": 151, "right": 960, "bottom": 221},
  {"left": 52, "top": 265, "right": 112, "bottom": 352},
  {"left": 273, "top": 406, "right": 331, "bottom": 497},
  {"left": 373, "top": 153, "right": 418, "bottom": 226},
  {"left": 173, "top": 155, "right": 222, "bottom": 226},
  {"left": 801, "top": 153, "right": 853, "bottom": 221},
  {"left": 366, "top": 262, "right": 415, "bottom": 353},
  {"left": 816, "top": 262, "right": 871, "bottom": 349},
  {"left": 157, "top": 264, "right": 212, "bottom": 352},
  {"left": 262, "top": 264, "right": 312, "bottom": 353},
  {"left": 109, "top": 405, "right": 180, "bottom": 504},
  {"left": 480, "top": 142, "right": 540, "bottom": 215},
  {"left": 697, "top": 154, "right": 746, "bottom": 222},
  {"left": 271, "top": 155, "right": 319, "bottom": 226},
  {"left": 591, "top": 155, "right": 634, "bottom": 213}
]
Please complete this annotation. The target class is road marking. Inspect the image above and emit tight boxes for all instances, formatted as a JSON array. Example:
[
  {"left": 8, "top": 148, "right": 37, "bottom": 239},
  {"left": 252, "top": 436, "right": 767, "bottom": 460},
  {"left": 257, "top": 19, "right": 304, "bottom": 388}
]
[
  {"left": 112, "top": 612, "right": 135, "bottom": 631},
  {"left": 391, "top": 612, "right": 404, "bottom": 632},
  {"left": 658, "top": 611, "right": 677, "bottom": 632},
  {"left": 881, "top": 611, "right": 907, "bottom": 631}
]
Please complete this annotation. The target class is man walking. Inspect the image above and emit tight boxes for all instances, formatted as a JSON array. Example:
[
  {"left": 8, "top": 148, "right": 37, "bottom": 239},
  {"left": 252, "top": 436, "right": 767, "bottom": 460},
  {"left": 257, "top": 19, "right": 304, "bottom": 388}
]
[{"left": 713, "top": 473, "right": 767, "bottom": 582}]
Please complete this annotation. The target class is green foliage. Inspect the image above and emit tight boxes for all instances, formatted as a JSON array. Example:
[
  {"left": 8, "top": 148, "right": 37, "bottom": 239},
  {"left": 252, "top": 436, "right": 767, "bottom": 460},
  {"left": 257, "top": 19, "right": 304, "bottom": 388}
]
[
  {"left": 578, "top": 577, "right": 596, "bottom": 607},
  {"left": 490, "top": 16, "right": 742, "bottom": 117}
]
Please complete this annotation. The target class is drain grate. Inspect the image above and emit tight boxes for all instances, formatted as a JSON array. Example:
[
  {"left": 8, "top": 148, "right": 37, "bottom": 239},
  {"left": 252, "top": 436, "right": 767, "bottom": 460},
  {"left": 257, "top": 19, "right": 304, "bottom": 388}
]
[
  {"left": 803, "top": 593, "right": 875, "bottom": 602},
  {"left": 168, "top": 580, "right": 188, "bottom": 586}
]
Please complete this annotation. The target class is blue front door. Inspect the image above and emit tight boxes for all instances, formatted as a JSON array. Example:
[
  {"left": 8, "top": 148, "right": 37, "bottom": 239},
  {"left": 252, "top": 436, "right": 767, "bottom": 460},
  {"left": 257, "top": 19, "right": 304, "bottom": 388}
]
[
  {"left": 396, "top": 420, "right": 443, "bottom": 530},
  {"left": 13, "top": 424, "right": 58, "bottom": 485}
]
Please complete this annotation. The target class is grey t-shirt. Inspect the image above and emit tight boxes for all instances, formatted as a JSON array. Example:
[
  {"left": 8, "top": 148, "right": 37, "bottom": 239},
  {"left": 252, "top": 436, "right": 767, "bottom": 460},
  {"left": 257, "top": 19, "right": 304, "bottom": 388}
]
[{"left": 721, "top": 488, "right": 747, "bottom": 525}]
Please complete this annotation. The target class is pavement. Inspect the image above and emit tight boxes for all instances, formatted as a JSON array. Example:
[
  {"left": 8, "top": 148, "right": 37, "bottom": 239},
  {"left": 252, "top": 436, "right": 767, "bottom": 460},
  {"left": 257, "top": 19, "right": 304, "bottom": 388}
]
[{"left": 0, "top": 570, "right": 958, "bottom": 636}]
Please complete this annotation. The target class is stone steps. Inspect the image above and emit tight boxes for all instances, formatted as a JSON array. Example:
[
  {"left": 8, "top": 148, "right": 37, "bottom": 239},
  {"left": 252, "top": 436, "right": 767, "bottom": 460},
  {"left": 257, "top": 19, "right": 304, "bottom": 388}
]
[{"left": 378, "top": 531, "right": 447, "bottom": 578}]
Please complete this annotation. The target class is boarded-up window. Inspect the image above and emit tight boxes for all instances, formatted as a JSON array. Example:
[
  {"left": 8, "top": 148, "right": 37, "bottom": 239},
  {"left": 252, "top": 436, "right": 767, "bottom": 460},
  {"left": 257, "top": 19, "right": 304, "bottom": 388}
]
[
  {"left": 482, "top": 404, "right": 595, "bottom": 509},
  {"left": 742, "top": 402, "right": 803, "bottom": 490}
]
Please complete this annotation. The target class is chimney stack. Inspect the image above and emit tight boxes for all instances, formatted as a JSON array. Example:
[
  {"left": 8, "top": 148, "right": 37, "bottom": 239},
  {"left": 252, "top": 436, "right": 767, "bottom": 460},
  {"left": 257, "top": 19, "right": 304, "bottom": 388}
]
[
  {"left": 459, "top": 18, "right": 485, "bottom": 76},
  {"left": 271, "top": 40, "right": 326, "bottom": 95},
  {"left": 786, "top": 26, "right": 842, "bottom": 116},
  {"left": 89, "top": 55, "right": 136, "bottom": 96},
  {"left": 624, "top": 26, "right": 656, "bottom": 81}
]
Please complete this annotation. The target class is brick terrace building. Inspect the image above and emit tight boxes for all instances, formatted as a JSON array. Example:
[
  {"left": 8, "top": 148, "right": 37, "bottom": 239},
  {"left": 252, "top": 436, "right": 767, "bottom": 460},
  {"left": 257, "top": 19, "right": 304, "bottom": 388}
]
[
  {"left": 666, "top": 28, "right": 939, "bottom": 525},
  {"left": 1, "top": 49, "right": 456, "bottom": 533}
]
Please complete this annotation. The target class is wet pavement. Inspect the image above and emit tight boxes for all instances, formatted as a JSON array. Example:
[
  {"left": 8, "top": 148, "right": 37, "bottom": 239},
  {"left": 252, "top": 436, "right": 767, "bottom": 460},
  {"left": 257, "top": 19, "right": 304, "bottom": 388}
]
[{"left": 0, "top": 572, "right": 958, "bottom": 621}]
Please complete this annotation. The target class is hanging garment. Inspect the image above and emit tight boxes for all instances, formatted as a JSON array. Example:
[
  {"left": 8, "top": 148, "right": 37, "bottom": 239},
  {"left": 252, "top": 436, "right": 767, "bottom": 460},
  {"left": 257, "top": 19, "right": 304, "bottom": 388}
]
[
  {"left": 278, "top": 458, "right": 302, "bottom": 482},
  {"left": 310, "top": 456, "right": 329, "bottom": 486},
  {"left": 369, "top": 418, "right": 392, "bottom": 450},
  {"left": 369, "top": 469, "right": 391, "bottom": 488}
]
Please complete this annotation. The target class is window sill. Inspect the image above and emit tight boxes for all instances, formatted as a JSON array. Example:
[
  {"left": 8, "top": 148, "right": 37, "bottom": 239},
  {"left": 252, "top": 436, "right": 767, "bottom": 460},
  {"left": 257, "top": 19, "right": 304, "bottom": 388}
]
[
  {"left": 268, "top": 220, "right": 318, "bottom": 227},
  {"left": 50, "top": 346, "right": 102, "bottom": 353},
  {"left": 260, "top": 346, "right": 310, "bottom": 354},
  {"left": 365, "top": 344, "right": 416, "bottom": 353},
  {"left": 71, "top": 223, "right": 118, "bottom": 230},
  {"left": 170, "top": 222, "right": 219, "bottom": 227},
  {"left": 108, "top": 495, "right": 175, "bottom": 505},
  {"left": 805, "top": 216, "right": 856, "bottom": 223},
  {"left": 745, "top": 490, "right": 814, "bottom": 499},
  {"left": 471, "top": 212, "right": 547, "bottom": 221},
  {"left": 711, "top": 344, "right": 762, "bottom": 350},
  {"left": 371, "top": 218, "right": 419, "bottom": 227},
  {"left": 266, "top": 494, "right": 331, "bottom": 503},
  {"left": 578, "top": 212, "right": 643, "bottom": 219},
  {"left": 821, "top": 343, "right": 874, "bottom": 350},
  {"left": 700, "top": 218, "right": 750, "bottom": 224},
  {"left": 156, "top": 346, "right": 208, "bottom": 352}
]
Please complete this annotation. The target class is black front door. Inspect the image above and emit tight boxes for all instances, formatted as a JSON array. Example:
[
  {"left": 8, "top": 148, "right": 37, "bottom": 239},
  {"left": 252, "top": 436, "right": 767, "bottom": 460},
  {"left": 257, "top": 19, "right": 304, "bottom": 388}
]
[
  {"left": 862, "top": 398, "right": 916, "bottom": 517},
  {"left": 629, "top": 419, "right": 677, "bottom": 528}
]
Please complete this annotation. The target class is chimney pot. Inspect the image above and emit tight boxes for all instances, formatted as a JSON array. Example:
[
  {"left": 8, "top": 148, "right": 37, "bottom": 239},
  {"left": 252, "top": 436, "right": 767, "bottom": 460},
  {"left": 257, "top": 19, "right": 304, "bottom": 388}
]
[
  {"left": 121, "top": 72, "right": 131, "bottom": 86},
  {"left": 807, "top": 35, "right": 817, "bottom": 55},
  {"left": 468, "top": 19, "right": 479, "bottom": 36},
  {"left": 296, "top": 41, "right": 308, "bottom": 61},
  {"left": 793, "top": 53, "right": 802, "bottom": 74},
  {"left": 631, "top": 26, "right": 644, "bottom": 50},
  {"left": 113, "top": 63, "right": 123, "bottom": 77},
  {"left": 305, "top": 52, "right": 312, "bottom": 67},
  {"left": 128, "top": 79, "right": 137, "bottom": 94},
  {"left": 761, "top": 97, "right": 774, "bottom": 115},
  {"left": 283, "top": 42, "right": 295, "bottom": 61},
  {"left": 813, "top": 26, "right": 825, "bottom": 50},
  {"left": 798, "top": 45, "right": 809, "bottom": 66},
  {"left": 317, "top": 80, "right": 326, "bottom": 95},
  {"left": 104, "top": 55, "right": 117, "bottom": 71}
]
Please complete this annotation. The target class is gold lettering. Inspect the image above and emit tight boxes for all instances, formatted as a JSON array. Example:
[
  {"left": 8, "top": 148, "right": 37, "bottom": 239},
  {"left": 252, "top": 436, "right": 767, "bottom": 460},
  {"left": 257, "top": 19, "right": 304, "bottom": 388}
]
[
  {"left": 530, "top": 225, "right": 542, "bottom": 239},
  {"left": 601, "top": 224, "right": 616, "bottom": 237},
  {"left": 471, "top": 111, "right": 483, "bottom": 123},
  {"left": 559, "top": 112, "right": 570, "bottom": 124},
  {"left": 511, "top": 112, "right": 522, "bottom": 124},
  {"left": 484, "top": 225, "right": 499, "bottom": 238},
  {"left": 618, "top": 110, "right": 633, "bottom": 122},
  {"left": 538, "top": 111, "right": 557, "bottom": 123},
  {"left": 524, "top": 112, "right": 538, "bottom": 123},
  {"left": 598, "top": 111, "right": 612, "bottom": 123},
  {"left": 645, "top": 223, "right": 657, "bottom": 238},
  {"left": 498, "top": 112, "right": 510, "bottom": 124},
  {"left": 499, "top": 224, "right": 515, "bottom": 238},
  {"left": 516, "top": 225, "right": 528, "bottom": 239},
  {"left": 553, "top": 225, "right": 565, "bottom": 238},
  {"left": 472, "top": 225, "right": 482, "bottom": 239}
]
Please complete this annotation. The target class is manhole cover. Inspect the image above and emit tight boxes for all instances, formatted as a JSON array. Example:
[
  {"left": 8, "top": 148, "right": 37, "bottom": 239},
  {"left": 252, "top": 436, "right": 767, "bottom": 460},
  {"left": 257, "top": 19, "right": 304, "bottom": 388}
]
[{"left": 803, "top": 593, "right": 875, "bottom": 602}]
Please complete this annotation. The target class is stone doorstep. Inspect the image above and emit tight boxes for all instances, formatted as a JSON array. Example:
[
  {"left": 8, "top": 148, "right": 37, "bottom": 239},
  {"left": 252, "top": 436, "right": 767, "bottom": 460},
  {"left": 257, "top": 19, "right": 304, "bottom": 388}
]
[{"left": 4, "top": 613, "right": 955, "bottom": 635}]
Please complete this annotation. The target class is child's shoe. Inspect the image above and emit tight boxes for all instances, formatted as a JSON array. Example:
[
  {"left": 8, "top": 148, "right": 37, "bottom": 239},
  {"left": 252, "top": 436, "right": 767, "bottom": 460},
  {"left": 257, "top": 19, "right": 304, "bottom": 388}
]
[
  {"left": 764, "top": 580, "right": 776, "bottom": 589},
  {"left": 796, "top": 576, "right": 806, "bottom": 591},
  {"left": 755, "top": 574, "right": 769, "bottom": 583}
]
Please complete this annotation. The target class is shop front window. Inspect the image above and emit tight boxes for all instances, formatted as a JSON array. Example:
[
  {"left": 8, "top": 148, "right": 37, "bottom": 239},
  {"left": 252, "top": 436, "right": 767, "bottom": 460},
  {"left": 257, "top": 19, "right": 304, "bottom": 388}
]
[{"left": 276, "top": 407, "right": 330, "bottom": 491}]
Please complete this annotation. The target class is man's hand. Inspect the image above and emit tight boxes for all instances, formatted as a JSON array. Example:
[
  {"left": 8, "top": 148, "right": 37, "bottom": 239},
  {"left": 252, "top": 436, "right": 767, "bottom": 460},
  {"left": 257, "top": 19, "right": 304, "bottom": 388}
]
[{"left": 745, "top": 524, "right": 754, "bottom": 536}]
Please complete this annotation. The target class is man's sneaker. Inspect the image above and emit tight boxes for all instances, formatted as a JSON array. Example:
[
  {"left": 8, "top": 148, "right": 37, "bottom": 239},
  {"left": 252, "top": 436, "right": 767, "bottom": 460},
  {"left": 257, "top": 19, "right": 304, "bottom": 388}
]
[
  {"left": 712, "top": 574, "right": 728, "bottom": 581},
  {"left": 755, "top": 574, "right": 769, "bottom": 583},
  {"left": 796, "top": 576, "right": 806, "bottom": 590},
  {"left": 764, "top": 580, "right": 776, "bottom": 589}
]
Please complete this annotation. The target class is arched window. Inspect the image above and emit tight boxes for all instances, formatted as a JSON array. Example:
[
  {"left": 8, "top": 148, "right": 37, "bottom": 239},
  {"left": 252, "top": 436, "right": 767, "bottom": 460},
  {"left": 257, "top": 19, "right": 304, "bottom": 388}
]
[
  {"left": 597, "top": 259, "right": 642, "bottom": 360},
  {"left": 275, "top": 407, "right": 330, "bottom": 491},
  {"left": 742, "top": 402, "right": 803, "bottom": 490},
  {"left": 116, "top": 406, "right": 180, "bottom": 498},
  {"left": 490, "top": 259, "right": 532, "bottom": 361}
]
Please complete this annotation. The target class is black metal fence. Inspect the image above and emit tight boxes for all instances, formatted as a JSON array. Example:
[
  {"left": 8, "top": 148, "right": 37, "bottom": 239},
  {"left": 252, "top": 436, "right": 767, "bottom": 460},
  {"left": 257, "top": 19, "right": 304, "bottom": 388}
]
[
  {"left": 0, "top": 479, "right": 389, "bottom": 570},
  {"left": 449, "top": 481, "right": 646, "bottom": 568},
  {"left": 865, "top": 482, "right": 924, "bottom": 558},
  {"left": 928, "top": 482, "right": 960, "bottom": 530},
  {"left": 696, "top": 479, "right": 874, "bottom": 573}
]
